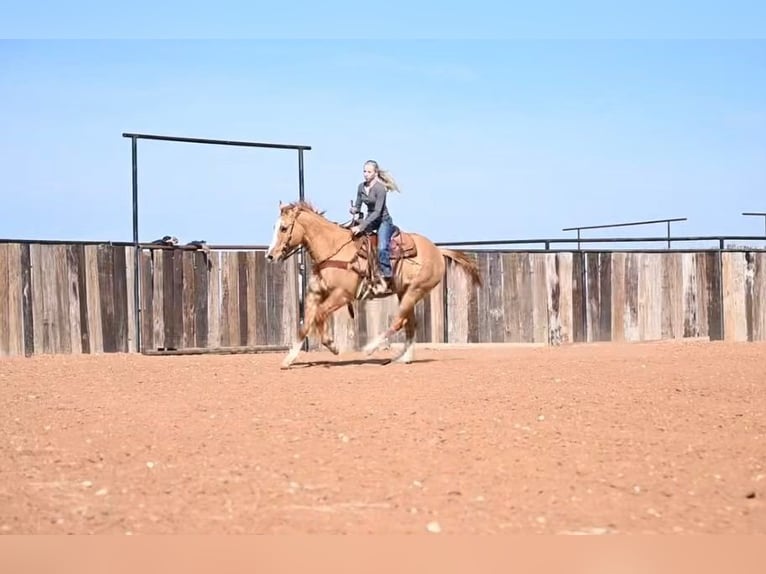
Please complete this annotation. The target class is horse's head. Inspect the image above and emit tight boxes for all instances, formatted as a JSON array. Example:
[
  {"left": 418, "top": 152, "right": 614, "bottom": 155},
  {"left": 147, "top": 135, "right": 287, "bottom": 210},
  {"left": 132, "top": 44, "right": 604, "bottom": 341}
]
[{"left": 265, "top": 201, "right": 305, "bottom": 262}]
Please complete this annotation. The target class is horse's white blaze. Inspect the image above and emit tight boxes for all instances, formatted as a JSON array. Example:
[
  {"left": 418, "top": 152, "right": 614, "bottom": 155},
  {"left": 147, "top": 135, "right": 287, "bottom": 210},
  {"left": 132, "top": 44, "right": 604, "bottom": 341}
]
[{"left": 267, "top": 216, "right": 283, "bottom": 257}]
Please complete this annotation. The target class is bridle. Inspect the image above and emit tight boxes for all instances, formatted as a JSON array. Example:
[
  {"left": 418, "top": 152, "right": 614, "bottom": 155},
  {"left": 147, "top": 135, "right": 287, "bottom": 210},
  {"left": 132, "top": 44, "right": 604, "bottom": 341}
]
[
  {"left": 276, "top": 207, "right": 357, "bottom": 270},
  {"left": 277, "top": 209, "right": 301, "bottom": 260}
]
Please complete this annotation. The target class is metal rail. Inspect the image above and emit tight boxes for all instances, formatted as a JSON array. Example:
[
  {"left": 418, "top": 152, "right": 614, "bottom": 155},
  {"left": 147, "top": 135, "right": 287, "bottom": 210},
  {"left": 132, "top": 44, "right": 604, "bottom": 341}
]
[
  {"left": 121, "top": 132, "right": 312, "bottom": 353},
  {"left": 562, "top": 217, "right": 688, "bottom": 250}
]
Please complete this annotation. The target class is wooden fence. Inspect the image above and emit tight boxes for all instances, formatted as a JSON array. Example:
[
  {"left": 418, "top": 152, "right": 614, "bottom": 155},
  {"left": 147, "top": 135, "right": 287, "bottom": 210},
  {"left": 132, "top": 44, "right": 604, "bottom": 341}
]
[
  {"left": 1, "top": 242, "right": 764, "bottom": 357},
  {"left": 321, "top": 249, "right": 766, "bottom": 352}
]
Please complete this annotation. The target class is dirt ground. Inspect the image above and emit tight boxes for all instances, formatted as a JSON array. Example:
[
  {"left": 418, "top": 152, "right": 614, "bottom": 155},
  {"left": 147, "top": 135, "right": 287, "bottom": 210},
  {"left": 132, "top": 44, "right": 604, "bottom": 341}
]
[{"left": 1, "top": 340, "right": 764, "bottom": 535}]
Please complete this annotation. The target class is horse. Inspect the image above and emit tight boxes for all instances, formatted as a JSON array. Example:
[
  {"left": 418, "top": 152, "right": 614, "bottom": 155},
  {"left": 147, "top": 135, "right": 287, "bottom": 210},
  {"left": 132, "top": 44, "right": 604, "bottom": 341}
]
[{"left": 265, "top": 200, "right": 482, "bottom": 368}]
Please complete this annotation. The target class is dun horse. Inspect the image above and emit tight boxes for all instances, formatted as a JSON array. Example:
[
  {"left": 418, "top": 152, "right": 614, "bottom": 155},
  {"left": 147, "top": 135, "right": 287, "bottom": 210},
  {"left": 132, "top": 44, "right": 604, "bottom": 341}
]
[{"left": 265, "top": 201, "right": 482, "bottom": 368}]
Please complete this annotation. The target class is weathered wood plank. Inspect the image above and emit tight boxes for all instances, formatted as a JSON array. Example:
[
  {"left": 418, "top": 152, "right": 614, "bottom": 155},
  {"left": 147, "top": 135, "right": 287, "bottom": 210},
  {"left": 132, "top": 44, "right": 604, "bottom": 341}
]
[
  {"left": 502, "top": 253, "right": 534, "bottom": 343},
  {"left": 194, "top": 251, "right": 209, "bottom": 348},
  {"left": 722, "top": 252, "right": 746, "bottom": 341},
  {"left": 161, "top": 248, "right": 177, "bottom": 349},
  {"left": 125, "top": 246, "right": 136, "bottom": 353},
  {"left": 446, "top": 259, "right": 469, "bottom": 343},
  {"left": 681, "top": 253, "right": 700, "bottom": 338},
  {"left": 414, "top": 287, "right": 432, "bottom": 343},
  {"left": 704, "top": 252, "right": 723, "bottom": 341},
  {"left": 41, "top": 245, "right": 62, "bottom": 353},
  {"left": 429, "top": 277, "right": 445, "bottom": 344},
  {"left": 753, "top": 252, "right": 766, "bottom": 341},
  {"left": 353, "top": 294, "right": 369, "bottom": 352},
  {"left": 219, "top": 252, "right": 232, "bottom": 346},
  {"left": 53, "top": 245, "right": 72, "bottom": 354},
  {"left": 475, "top": 252, "right": 490, "bottom": 342},
  {"left": 551, "top": 253, "right": 573, "bottom": 345},
  {"left": 660, "top": 252, "right": 684, "bottom": 339},
  {"left": 98, "top": 244, "right": 117, "bottom": 353},
  {"left": 745, "top": 252, "right": 755, "bottom": 342},
  {"left": 207, "top": 251, "right": 221, "bottom": 348},
  {"left": 84, "top": 245, "right": 103, "bottom": 353},
  {"left": 484, "top": 253, "right": 504, "bottom": 343},
  {"left": 65, "top": 245, "right": 82, "bottom": 354},
  {"left": 243, "top": 252, "right": 257, "bottom": 346},
  {"left": 112, "top": 245, "right": 128, "bottom": 352},
  {"left": 180, "top": 250, "right": 196, "bottom": 348},
  {"left": 531, "top": 254, "right": 550, "bottom": 344},
  {"left": 281, "top": 255, "right": 299, "bottom": 347},
  {"left": 623, "top": 253, "right": 640, "bottom": 342},
  {"left": 29, "top": 245, "right": 44, "bottom": 353},
  {"left": 639, "top": 254, "right": 662, "bottom": 341},
  {"left": 598, "top": 253, "right": 613, "bottom": 342},
  {"left": 139, "top": 250, "right": 154, "bottom": 352},
  {"left": 237, "top": 251, "right": 249, "bottom": 347},
  {"left": 571, "top": 252, "right": 587, "bottom": 343},
  {"left": 586, "top": 253, "right": 612, "bottom": 342},
  {"left": 0, "top": 244, "right": 10, "bottom": 355},
  {"left": 466, "top": 252, "right": 480, "bottom": 343},
  {"left": 254, "top": 251, "right": 269, "bottom": 345},
  {"left": 20, "top": 244, "right": 34, "bottom": 357},
  {"left": 6, "top": 244, "right": 24, "bottom": 356},
  {"left": 72, "top": 245, "right": 90, "bottom": 354},
  {"left": 151, "top": 250, "right": 165, "bottom": 351},
  {"left": 610, "top": 252, "right": 626, "bottom": 342},
  {"left": 585, "top": 252, "right": 601, "bottom": 342},
  {"left": 172, "top": 249, "right": 185, "bottom": 349}
]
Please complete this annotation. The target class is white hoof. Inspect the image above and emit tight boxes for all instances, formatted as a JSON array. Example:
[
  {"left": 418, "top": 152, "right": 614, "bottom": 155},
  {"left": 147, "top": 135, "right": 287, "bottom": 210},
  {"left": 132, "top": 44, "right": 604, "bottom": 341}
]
[
  {"left": 281, "top": 345, "right": 301, "bottom": 369},
  {"left": 363, "top": 334, "right": 386, "bottom": 356},
  {"left": 393, "top": 343, "right": 414, "bottom": 364}
]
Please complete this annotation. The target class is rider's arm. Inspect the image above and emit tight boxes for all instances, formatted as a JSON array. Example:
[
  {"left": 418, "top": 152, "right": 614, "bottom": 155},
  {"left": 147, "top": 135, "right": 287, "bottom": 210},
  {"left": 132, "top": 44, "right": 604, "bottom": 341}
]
[
  {"left": 358, "top": 182, "right": 386, "bottom": 233},
  {"left": 351, "top": 184, "right": 364, "bottom": 216}
]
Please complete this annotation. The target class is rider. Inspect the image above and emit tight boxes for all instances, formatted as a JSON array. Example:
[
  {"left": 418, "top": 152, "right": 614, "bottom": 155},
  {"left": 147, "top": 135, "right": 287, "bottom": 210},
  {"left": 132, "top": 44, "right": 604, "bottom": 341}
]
[{"left": 349, "top": 159, "right": 400, "bottom": 295}]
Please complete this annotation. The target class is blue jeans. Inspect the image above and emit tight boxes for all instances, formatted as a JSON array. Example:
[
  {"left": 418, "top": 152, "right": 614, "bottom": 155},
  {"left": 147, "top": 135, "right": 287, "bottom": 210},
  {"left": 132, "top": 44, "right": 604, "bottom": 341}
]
[{"left": 376, "top": 217, "right": 394, "bottom": 278}]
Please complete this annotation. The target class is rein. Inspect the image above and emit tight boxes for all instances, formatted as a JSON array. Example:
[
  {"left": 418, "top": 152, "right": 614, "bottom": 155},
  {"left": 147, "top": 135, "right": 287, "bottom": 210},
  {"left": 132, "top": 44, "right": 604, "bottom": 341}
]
[{"left": 280, "top": 209, "right": 358, "bottom": 272}]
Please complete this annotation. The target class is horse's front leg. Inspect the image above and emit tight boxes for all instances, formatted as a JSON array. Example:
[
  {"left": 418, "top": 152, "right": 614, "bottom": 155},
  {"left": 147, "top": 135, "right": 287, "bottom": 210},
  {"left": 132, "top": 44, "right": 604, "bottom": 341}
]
[
  {"left": 316, "top": 287, "right": 354, "bottom": 355},
  {"left": 281, "top": 276, "right": 324, "bottom": 369}
]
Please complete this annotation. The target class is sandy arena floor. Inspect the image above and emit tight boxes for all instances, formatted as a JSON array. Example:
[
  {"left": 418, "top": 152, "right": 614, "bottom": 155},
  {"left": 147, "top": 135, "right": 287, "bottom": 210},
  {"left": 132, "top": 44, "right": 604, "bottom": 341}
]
[{"left": 1, "top": 340, "right": 764, "bottom": 535}]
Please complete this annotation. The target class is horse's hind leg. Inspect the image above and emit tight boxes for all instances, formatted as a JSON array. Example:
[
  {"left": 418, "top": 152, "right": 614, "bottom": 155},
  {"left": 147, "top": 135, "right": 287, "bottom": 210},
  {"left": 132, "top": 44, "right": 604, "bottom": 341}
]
[
  {"left": 392, "top": 308, "right": 417, "bottom": 364},
  {"left": 363, "top": 287, "right": 422, "bottom": 356}
]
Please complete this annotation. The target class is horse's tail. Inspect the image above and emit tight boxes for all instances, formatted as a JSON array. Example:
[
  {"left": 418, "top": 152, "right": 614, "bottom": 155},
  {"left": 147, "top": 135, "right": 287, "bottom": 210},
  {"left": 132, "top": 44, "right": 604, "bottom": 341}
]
[{"left": 440, "top": 249, "right": 483, "bottom": 288}]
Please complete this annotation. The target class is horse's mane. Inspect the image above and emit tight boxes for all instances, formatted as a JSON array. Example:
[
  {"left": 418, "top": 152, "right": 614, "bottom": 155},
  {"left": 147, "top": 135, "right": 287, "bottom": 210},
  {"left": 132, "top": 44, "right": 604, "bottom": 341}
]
[
  {"left": 282, "top": 200, "right": 326, "bottom": 216},
  {"left": 282, "top": 200, "right": 349, "bottom": 229}
]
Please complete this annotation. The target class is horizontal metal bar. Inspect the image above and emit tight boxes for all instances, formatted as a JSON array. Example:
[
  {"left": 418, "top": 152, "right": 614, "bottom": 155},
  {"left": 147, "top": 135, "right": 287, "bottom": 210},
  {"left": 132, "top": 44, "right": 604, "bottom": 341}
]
[
  {"left": 122, "top": 132, "right": 312, "bottom": 151},
  {"left": 742, "top": 212, "right": 766, "bottom": 216},
  {"left": 562, "top": 217, "right": 687, "bottom": 232},
  {"left": 3, "top": 235, "right": 765, "bottom": 249},
  {"left": 435, "top": 235, "right": 766, "bottom": 247}
]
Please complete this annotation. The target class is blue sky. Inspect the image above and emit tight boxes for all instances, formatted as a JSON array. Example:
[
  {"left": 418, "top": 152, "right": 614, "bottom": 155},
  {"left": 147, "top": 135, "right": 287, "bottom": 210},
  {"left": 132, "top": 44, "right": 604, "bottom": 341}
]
[{"left": 1, "top": 6, "right": 765, "bottom": 248}]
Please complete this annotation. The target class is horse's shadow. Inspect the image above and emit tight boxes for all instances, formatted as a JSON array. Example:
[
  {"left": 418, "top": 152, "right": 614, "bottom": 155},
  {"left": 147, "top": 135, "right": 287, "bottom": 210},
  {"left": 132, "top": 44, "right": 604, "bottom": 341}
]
[{"left": 289, "top": 357, "right": 438, "bottom": 368}]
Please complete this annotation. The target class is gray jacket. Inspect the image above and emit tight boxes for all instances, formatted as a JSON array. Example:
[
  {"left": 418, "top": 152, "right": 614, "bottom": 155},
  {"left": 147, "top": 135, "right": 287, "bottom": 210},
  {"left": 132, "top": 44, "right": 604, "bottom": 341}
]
[{"left": 352, "top": 180, "right": 391, "bottom": 232}]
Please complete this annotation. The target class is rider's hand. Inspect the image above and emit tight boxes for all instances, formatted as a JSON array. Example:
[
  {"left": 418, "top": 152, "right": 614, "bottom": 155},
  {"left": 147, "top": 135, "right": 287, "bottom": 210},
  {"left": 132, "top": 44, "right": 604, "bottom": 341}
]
[{"left": 350, "top": 225, "right": 361, "bottom": 236}]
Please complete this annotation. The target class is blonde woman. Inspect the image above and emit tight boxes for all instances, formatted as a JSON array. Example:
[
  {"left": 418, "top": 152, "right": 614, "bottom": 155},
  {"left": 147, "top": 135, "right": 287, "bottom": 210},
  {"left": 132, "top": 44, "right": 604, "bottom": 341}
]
[{"left": 350, "top": 159, "right": 400, "bottom": 295}]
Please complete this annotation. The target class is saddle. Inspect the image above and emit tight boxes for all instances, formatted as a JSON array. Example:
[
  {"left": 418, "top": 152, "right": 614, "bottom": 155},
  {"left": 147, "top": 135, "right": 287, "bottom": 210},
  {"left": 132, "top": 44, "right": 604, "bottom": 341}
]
[
  {"left": 355, "top": 226, "right": 417, "bottom": 262},
  {"left": 349, "top": 227, "right": 417, "bottom": 299}
]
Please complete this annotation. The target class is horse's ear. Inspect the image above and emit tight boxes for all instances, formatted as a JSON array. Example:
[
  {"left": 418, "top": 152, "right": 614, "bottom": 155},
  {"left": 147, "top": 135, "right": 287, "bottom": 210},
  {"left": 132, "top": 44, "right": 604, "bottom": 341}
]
[{"left": 278, "top": 200, "right": 283, "bottom": 208}]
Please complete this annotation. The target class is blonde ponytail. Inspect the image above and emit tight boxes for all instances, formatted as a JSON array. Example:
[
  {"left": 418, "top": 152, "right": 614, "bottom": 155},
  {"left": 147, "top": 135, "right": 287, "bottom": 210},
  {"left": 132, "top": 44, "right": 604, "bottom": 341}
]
[
  {"left": 378, "top": 169, "right": 401, "bottom": 192},
  {"left": 365, "top": 159, "right": 401, "bottom": 193}
]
